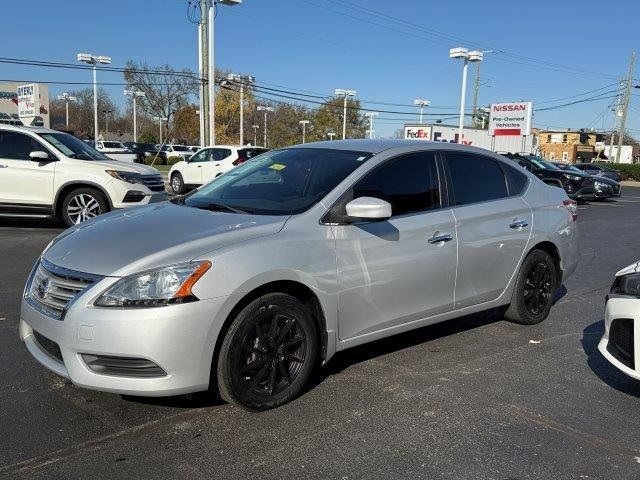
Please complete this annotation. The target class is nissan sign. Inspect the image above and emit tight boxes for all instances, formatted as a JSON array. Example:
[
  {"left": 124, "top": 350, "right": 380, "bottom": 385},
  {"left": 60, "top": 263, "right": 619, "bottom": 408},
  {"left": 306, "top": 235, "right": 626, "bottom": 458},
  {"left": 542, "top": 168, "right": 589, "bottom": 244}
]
[{"left": 488, "top": 102, "right": 533, "bottom": 136}]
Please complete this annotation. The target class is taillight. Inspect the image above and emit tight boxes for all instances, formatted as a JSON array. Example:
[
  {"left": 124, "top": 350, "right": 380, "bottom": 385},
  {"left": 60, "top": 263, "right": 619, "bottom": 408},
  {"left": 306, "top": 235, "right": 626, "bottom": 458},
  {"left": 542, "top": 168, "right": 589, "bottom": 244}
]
[
  {"left": 232, "top": 157, "right": 245, "bottom": 166},
  {"left": 563, "top": 199, "right": 578, "bottom": 222}
]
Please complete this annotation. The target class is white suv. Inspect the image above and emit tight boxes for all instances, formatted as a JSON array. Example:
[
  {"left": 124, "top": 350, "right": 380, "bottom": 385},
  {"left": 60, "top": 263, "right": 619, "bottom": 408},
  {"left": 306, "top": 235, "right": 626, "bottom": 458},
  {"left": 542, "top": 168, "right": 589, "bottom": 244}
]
[
  {"left": 0, "top": 125, "right": 166, "bottom": 226},
  {"left": 169, "top": 145, "right": 268, "bottom": 193}
]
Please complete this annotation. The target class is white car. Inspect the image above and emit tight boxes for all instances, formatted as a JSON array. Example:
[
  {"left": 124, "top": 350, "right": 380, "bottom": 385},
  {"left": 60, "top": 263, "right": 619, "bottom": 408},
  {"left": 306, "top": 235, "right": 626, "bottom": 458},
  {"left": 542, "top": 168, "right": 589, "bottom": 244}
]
[
  {"left": 0, "top": 125, "right": 166, "bottom": 226},
  {"left": 93, "top": 141, "right": 137, "bottom": 163},
  {"left": 162, "top": 144, "right": 193, "bottom": 162},
  {"left": 169, "top": 145, "right": 268, "bottom": 194},
  {"left": 599, "top": 261, "right": 640, "bottom": 378}
]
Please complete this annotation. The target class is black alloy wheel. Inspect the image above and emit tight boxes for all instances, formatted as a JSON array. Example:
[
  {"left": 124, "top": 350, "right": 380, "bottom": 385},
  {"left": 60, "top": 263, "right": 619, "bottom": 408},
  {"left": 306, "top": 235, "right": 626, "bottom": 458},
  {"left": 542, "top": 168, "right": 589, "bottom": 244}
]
[
  {"left": 522, "top": 261, "right": 553, "bottom": 316},
  {"left": 217, "top": 293, "right": 317, "bottom": 410},
  {"left": 505, "top": 249, "right": 557, "bottom": 325}
]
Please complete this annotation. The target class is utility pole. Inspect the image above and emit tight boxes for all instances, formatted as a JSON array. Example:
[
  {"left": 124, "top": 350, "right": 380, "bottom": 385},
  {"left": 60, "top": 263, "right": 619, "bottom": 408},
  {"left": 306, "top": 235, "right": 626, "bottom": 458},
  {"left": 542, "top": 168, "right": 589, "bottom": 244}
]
[
  {"left": 103, "top": 109, "right": 112, "bottom": 138},
  {"left": 199, "top": 0, "right": 209, "bottom": 146},
  {"left": 252, "top": 124, "right": 259, "bottom": 146},
  {"left": 616, "top": 50, "right": 636, "bottom": 163},
  {"left": 226, "top": 74, "right": 254, "bottom": 145}
]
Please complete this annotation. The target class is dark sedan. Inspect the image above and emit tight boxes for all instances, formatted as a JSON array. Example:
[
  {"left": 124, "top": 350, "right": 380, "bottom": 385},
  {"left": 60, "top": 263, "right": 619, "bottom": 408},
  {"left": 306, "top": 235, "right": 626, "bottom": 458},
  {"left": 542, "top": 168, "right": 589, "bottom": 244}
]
[
  {"left": 552, "top": 162, "right": 621, "bottom": 200},
  {"left": 573, "top": 163, "right": 623, "bottom": 182},
  {"left": 502, "top": 153, "right": 595, "bottom": 201},
  {"left": 123, "top": 142, "right": 161, "bottom": 163}
]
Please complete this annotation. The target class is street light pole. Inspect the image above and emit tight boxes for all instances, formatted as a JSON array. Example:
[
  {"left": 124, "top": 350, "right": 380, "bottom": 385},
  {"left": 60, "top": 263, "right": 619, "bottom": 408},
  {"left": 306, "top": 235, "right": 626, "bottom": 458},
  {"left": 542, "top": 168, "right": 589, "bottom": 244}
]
[
  {"left": 57, "top": 92, "right": 77, "bottom": 129},
  {"left": 226, "top": 73, "right": 254, "bottom": 145},
  {"left": 252, "top": 124, "right": 259, "bottom": 146},
  {"left": 124, "top": 90, "right": 146, "bottom": 142},
  {"left": 155, "top": 116, "right": 167, "bottom": 144},
  {"left": 257, "top": 105, "right": 274, "bottom": 147},
  {"left": 450, "top": 48, "right": 483, "bottom": 143},
  {"left": 103, "top": 109, "right": 113, "bottom": 138},
  {"left": 77, "top": 53, "right": 111, "bottom": 142},
  {"left": 364, "top": 112, "right": 378, "bottom": 139},
  {"left": 327, "top": 131, "right": 336, "bottom": 141},
  {"left": 334, "top": 88, "right": 356, "bottom": 140},
  {"left": 299, "top": 120, "right": 310, "bottom": 143},
  {"left": 413, "top": 99, "right": 430, "bottom": 124}
]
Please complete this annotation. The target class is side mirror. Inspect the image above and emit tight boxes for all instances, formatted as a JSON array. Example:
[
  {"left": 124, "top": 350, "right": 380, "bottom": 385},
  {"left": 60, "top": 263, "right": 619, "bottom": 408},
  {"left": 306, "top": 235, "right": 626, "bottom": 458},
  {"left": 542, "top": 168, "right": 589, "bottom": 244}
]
[
  {"left": 29, "top": 151, "right": 50, "bottom": 161},
  {"left": 345, "top": 197, "right": 392, "bottom": 220}
]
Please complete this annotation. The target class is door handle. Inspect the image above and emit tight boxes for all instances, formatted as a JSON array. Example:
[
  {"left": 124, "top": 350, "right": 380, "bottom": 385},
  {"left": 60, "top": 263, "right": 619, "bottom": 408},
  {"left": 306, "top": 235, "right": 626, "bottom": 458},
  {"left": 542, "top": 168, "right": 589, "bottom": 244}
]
[
  {"left": 509, "top": 220, "right": 528, "bottom": 229},
  {"left": 428, "top": 233, "right": 453, "bottom": 244},
  {"left": 197, "top": 165, "right": 202, "bottom": 168},
  {"left": 215, "top": 163, "right": 220, "bottom": 166}
]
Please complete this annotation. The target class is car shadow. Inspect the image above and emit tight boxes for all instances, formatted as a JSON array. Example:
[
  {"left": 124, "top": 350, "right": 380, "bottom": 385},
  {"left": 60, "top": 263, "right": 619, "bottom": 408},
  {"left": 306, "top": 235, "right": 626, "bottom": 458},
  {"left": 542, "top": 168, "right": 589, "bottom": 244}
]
[
  {"left": 0, "top": 216, "right": 65, "bottom": 229},
  {"left": 581, "top": 320, "right": 640, "bottom": 398}
]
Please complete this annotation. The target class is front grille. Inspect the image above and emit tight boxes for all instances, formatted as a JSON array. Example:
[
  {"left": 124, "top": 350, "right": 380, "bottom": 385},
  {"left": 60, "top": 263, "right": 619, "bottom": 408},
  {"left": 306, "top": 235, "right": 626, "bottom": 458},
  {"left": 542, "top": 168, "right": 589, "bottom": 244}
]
[
  {"left": 607, "top": 318, "right": 635, "bottom": 369},
  {"left": 33, "top": 331, "right": 63, "bottom": 363},
  {"left": 27, "top": 259, "right": 101, "bottom": 320},
  {"left": 141, "top": 174, "right": 165, "bottom": 192}
]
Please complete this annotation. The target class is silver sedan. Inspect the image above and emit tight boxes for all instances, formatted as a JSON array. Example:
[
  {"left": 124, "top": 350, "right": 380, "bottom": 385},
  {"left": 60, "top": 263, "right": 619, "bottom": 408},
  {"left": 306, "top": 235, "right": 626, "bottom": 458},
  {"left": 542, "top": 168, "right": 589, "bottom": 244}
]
[{"left": 20, "top": 140, "right": 578, "bottom": 410}]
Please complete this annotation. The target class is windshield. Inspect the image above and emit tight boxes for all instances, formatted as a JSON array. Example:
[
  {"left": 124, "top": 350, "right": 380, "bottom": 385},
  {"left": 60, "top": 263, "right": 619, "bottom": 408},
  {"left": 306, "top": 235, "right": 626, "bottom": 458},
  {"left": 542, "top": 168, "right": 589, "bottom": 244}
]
[
  {"left": 180, "top": 147, "right": 372, "bottom": 215},
  {"left": 38, "top": 132, "right": 112, "bottom": 161},
  {"left": 524, "top": 155, "right": 559, "bottom": 170},
  {"left": 172, "top": 145, "right": 190, "bottom": 152}
]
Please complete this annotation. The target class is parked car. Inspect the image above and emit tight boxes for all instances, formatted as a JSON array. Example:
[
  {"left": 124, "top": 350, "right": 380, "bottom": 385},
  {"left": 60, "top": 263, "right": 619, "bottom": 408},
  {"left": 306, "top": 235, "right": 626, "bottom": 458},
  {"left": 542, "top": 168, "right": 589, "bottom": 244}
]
[
  {"left": 162, "top": 144, "right": 193, "bottom": 162},
  {"left": 552, "top": 162, "right": 621, "bottom": 200},
  {"left": 502, "top": 153, "right": 595, "bottom": 201},
  {"left": 123, "top": 142, "right": 159, "bottom": 163},
  {"left": 599, "top": 261, "right": 640, "bottom": 379},
  {"left": 169, "top": 145, "right": 269, "bottom": 194},
  {"left": 91, "top": 140, "right": 137, "bottom": 163},
  {"left": 573, "top": 162, "right": 623, "bottom": 182},
  {"left": 0, "top": 125, "right": 166, "bottom": 226},
  {"left": 19, "top": 140, "right": 578, "bottom": 410},
  {"left": 188, "top": 145, "right": 201, "bottom": 152}
]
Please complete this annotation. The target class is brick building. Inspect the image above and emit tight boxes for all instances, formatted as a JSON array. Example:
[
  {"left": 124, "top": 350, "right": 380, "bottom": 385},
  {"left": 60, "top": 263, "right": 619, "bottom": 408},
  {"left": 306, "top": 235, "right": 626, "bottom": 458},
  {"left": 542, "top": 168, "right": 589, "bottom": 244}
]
[{"left": 535, "top": 129, "right": 604, "bottom": 163}]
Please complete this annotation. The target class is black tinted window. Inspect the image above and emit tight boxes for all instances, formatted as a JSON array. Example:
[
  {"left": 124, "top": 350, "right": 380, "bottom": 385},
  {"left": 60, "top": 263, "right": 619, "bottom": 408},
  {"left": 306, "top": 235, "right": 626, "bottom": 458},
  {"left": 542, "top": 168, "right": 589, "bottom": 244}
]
[
  {"left": 446, "top": 153, "right": 508, "bottom": 205},
  {"left": 211, "top": 149, "right": 232, "bottom": 161},
  {"left": 189, "top": 149, "right": 210, "bottom": 163},
  {"left": 502, "top": 162, "right": 528, "bottom": 196},
  {"left": 239, "top": 148, "right": 268, "bottom": 160},
  {"left": 0, "top": 131, "right": 46, "bottom": 160},
  {"left": 352, "top": 152, "right": 440, "bottom": 216}
]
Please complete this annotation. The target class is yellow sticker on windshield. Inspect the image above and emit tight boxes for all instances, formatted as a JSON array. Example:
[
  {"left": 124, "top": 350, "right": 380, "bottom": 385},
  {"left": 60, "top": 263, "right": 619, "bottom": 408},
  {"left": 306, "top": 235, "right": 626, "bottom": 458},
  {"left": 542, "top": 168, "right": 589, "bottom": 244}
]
[{"left": 270, "top": 163, "right": 286, "bottom": 171}]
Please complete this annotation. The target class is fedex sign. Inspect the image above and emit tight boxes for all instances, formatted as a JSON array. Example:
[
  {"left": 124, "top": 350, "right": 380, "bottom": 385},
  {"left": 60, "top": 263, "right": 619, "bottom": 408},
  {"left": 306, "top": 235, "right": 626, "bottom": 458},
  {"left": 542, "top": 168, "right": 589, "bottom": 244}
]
[
  {"left": 488, "top": 102, "right": 533, "bottom": 136},
  {"left": 404, "top": 125, "right": 432, "bottom": 140}
]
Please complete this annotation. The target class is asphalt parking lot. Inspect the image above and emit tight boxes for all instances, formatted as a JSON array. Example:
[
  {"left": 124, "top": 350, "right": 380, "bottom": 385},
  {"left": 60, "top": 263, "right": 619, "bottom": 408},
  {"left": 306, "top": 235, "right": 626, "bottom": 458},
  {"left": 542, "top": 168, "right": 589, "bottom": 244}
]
[{"left": 2, "top": 190, "right": 640, "bottom": 480}]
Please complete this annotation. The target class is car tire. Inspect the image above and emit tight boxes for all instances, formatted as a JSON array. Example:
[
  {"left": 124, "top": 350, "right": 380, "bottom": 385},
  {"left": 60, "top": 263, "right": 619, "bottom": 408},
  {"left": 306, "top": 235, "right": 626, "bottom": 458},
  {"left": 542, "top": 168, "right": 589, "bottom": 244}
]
[
  {"left": 217, "top": 293, "right": 318, "bottom": 411},
  {"left": 60, "top": 187, "right": 109, "bottom": 227},
  {"left": 504, "top": 249, "right": 557, "bottom": 325},
  {"left": 170, "top": 172, "right": 185, "bottom": 194}
]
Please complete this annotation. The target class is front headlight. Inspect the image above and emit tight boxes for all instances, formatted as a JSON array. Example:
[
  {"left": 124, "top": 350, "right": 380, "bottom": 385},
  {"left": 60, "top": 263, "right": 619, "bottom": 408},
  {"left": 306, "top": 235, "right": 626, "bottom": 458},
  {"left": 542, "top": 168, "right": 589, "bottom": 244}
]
[
  {"left": 105, "top": 170, "right": 144, "bottom": 184},
  {"left": 610, "top": 273, "right": 640, "bottom": 298},
  {"left": 95, "top": 261, "right": 211, "bottom": 307},
  {"left": 563, "top": 174, "right": 582, "bottom": 182}
]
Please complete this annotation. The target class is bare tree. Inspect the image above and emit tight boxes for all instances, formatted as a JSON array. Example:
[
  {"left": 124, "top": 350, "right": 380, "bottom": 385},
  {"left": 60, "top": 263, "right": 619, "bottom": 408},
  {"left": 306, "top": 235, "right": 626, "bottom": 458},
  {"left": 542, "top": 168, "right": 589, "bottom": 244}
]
[{"left": 123, "top": 61, "right": 198, "bottom": 124}]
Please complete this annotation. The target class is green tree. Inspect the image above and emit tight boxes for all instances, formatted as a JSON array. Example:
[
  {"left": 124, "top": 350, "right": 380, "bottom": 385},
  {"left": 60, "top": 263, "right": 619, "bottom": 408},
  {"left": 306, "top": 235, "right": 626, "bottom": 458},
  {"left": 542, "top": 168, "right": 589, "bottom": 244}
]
[{"left": 308, "top": 97, "right": 367, "bottom": 142}]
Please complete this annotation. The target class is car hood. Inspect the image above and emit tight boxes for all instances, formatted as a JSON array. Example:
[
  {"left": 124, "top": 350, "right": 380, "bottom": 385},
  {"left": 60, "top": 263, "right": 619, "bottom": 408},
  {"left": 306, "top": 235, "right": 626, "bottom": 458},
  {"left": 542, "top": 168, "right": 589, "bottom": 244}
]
[
  {"left": 616, "top": 261, "right": 640, "bottom": 277},
  {"left": 80, "top": 159, "right": 160, "bottom": 175},
  {"left": 43, "top": 202, "right": 288, "bottom": 276}
]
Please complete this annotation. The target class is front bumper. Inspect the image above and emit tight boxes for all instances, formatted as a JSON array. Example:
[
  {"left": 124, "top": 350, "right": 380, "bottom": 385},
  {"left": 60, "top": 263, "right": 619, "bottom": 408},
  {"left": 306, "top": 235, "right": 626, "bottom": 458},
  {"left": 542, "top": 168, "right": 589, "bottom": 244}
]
[
  {"left": 566, "top": 186, "right": 595, "bottom": 200},
  {"left": 598, "top": 297, "right": 640, "bottom": 380},
  {"left": 590, "top": 183, "right": 621, "bottom": 199},
  {"left": 20, "top": 277, "right": 233, "bottom": 396}
]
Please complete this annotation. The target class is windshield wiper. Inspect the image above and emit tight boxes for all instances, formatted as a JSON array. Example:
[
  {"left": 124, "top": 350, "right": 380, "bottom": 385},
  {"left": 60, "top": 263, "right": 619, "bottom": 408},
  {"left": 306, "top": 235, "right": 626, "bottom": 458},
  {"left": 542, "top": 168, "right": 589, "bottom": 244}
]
[{"left": 203, "top": 202, "right": 250, "bottom": 214}]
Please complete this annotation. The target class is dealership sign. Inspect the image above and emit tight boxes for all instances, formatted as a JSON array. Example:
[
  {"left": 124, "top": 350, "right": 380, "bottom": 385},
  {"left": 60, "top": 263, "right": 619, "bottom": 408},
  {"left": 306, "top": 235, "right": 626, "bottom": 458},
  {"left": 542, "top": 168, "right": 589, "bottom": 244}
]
[
  {"left": 488, "top": 102, "right": 533, "bottom": 136},
  {"left": 17, "top": 83, "right": 39, "bottom": 119}
]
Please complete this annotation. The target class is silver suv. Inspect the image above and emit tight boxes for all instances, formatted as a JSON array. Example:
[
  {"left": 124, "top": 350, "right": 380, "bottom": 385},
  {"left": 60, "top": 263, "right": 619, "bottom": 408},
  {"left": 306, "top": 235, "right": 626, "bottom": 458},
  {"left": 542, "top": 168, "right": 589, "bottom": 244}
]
[{"left": 20, "top": 140, "right": 578, "bottom": 410}]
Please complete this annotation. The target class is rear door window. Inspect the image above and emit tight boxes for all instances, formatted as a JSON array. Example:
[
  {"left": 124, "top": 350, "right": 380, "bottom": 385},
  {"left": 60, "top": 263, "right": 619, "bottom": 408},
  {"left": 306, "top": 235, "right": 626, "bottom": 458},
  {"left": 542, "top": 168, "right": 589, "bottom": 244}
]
[{"left": 445, "top": 152, "right": 508, "bottom": 206}]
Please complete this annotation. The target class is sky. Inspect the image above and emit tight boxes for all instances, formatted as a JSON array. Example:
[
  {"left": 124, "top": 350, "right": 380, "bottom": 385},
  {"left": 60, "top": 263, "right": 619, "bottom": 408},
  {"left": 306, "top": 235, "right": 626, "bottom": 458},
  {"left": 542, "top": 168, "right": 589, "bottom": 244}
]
[{"left": 3, "top": 0, "right": 640, "bottom": 138}]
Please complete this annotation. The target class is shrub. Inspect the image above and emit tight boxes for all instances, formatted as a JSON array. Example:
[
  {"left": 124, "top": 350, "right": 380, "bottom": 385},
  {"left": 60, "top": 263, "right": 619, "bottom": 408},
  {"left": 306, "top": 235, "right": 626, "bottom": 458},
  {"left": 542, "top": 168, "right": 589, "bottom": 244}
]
[
  {"left": 144, "top": 154, "right": 165, "bottom": 166},
  {"left": 593, "top": 162, "right": 640, "bottom": 181},
  {"left": 167, "top": 156, "right": 184, "bottom": 166}
]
